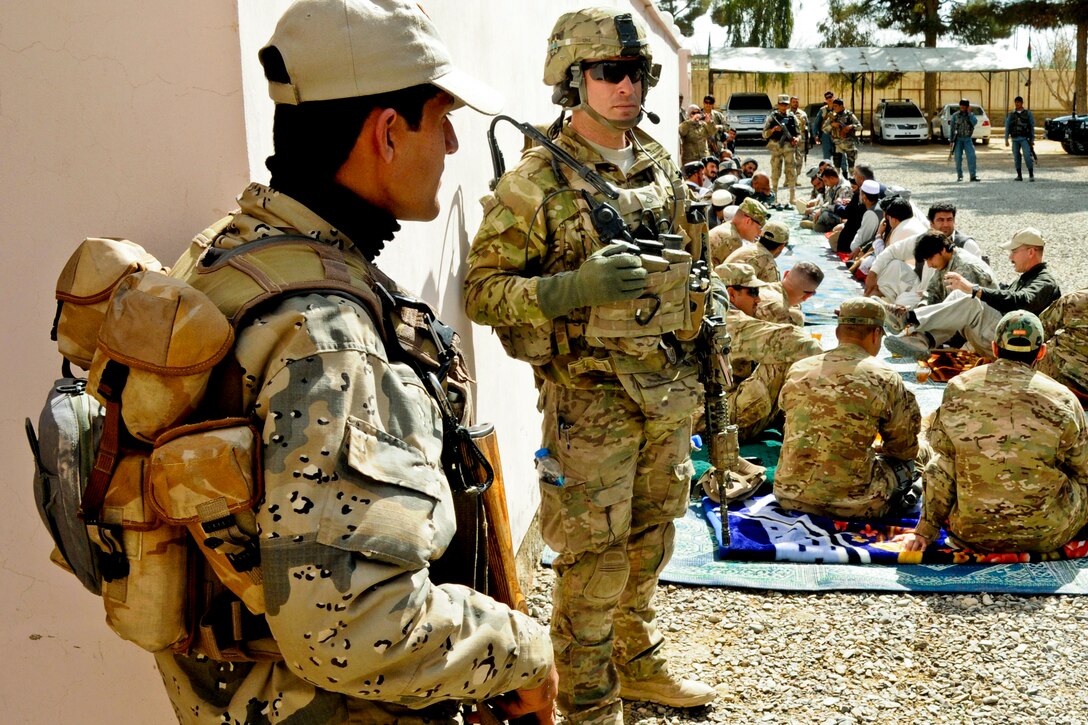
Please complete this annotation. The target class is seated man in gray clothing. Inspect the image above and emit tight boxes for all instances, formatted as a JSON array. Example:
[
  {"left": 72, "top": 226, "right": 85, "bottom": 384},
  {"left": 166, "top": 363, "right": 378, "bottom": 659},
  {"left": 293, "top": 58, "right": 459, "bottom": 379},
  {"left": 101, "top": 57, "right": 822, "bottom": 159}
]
[{"left": 885, "top": 227, "right": 1061, "bottom": 360}]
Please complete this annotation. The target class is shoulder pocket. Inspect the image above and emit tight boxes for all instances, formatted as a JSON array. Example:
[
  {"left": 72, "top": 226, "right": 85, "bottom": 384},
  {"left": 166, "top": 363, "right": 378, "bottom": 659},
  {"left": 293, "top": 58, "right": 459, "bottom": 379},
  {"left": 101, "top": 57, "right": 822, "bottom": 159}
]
[{"left": 317, "top": 416, "right": 452, "bottom": 569}]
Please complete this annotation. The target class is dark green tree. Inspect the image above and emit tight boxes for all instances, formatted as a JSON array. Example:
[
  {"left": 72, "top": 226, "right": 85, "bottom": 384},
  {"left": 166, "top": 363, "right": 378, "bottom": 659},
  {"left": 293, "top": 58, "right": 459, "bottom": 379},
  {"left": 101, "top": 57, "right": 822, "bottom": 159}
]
[
  {"left": 997, "top": 1, "right": 1088, "bottom": 110},
  {"left": 710, "top": 0, "right": 793, "bottom": 48}
]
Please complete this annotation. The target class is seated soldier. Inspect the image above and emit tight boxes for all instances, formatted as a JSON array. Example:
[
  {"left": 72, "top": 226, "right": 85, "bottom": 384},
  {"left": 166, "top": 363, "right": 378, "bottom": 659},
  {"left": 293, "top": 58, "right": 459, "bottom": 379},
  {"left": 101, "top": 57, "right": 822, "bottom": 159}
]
[
  {"left": 900, "top": 311, "right": 1088, "bottom": 554},
  {"left": 724, "top": 219, "right": 789, "bottom": 283},
  {"left": 755, "top": 260, "right": 825, "bottom": 326},
  {"left": 708, "top": 197, "right": 767, "bottom": 266},
  {"left": 715, "top": 263, "right": 822, "bottom": 442},
  {"left": 1037, "top": 289, "right": 1088, "bottom": 397},
  {"left": 776, "top": 297, "right": 924, "bottom": 519}
]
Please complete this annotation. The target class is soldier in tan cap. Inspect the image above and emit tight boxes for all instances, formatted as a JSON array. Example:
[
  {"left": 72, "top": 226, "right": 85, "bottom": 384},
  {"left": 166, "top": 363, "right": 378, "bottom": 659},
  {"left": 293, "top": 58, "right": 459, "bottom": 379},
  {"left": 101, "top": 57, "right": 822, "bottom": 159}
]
[
  {"left": 900, "top": 310, "right": 1088, "bottom": 554},
  {"left": 717, "top": 264, "right": 822, "bottom": 441},
  {"left": 723, "top": 219, "right": 789, "bottom": 283},
  {"left": 708, "top": 196, "right": 767, "bottom": 266},
  {"left": 886, "top": 227, "right": 1061, "bottom": 361},
  {"left": 776, "top": 297, "right": 924, "bottom": 519},
  {"left": 762, "top": 94, "right": 800, "bottom": 203},
  {"left": 152, "top": 2, "right": 557, "bottom": 724},
  {"left": 464, "top": 7, "right": 715, "bottom": 722}
]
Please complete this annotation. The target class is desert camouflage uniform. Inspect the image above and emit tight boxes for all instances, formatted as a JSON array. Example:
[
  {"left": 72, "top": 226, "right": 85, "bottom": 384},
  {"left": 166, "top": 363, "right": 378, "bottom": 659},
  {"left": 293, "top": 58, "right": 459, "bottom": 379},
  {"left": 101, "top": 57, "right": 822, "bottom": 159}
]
[
  {"left": 706, "top": 107, "right": 728, "bottom": 154},
  {"left": 921, "top": 248, "right": 994, "bottom": 306},
  {"left": 754, "top": 281, "right": 804, "bottom": 326},
  {"left": 726, "top": 307, "right": 822, "bottom": 442},
  {"left": 830, "top": 108, "right": 861, "bottom": 172},
  {"left": 708, "top": 224, "right": 745, "bottom": 267},
  {"left": 464, "top": 121, "right": 702, "bottom": 723},
  {"left": 724, "top": 240, "right": 780, "bottom": 284},
  {"left": 792, "top": 108, "right": 809, "bottom": 179},
  {"left": 917, "top": 358, "right": 1088, "bottom": 552},
  {"left": 776, "top": 343, "right": 923, "bottom": 519},
  {"left": 156, "top": 183, "right": 552, "bottom": 725},
  {"left": 762, "top": 110, "right": 798, "bottom": 198},
  {"left": 1037, "top": 289, "right": 1088, "bottom": 395},
  {"left": 678, "top": 117, "right": 713, "bottom": 163}
]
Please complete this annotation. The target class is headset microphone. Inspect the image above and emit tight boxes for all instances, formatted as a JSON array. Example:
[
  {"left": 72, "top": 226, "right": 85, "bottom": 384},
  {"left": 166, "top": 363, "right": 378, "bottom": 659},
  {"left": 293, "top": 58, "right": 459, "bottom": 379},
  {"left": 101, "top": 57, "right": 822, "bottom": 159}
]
[{"left": 641, "top": 107, "right": 660, "bottom": 124}]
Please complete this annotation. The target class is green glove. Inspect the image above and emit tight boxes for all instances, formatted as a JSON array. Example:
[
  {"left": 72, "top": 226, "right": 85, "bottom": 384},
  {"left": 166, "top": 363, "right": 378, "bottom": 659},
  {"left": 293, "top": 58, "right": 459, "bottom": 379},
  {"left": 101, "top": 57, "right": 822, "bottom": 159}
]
[{"left": 537, "top": 242, "right": 647, "bottom": 319}]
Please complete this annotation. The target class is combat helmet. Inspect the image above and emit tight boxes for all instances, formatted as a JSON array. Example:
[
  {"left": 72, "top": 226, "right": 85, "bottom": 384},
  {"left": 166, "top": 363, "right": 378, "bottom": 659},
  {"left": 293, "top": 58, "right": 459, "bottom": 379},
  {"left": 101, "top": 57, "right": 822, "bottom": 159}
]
[{"left": 544, "top": 7, "right": 661, "bottom": 130}]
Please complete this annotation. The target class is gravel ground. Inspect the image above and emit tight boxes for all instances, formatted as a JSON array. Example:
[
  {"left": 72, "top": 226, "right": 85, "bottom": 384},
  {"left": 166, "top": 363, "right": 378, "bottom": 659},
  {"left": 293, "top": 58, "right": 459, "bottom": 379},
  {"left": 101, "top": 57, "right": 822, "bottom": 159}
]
[{"left": 531, "top": 141, "right": 1088, "bottom": 724}]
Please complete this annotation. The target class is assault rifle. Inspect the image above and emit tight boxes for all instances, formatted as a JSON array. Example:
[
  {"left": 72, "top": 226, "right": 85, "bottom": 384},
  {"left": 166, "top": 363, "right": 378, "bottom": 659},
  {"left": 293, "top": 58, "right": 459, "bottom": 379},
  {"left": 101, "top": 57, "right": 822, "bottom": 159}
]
[{"left": 767, "top": 112, "right": 797, "bottom": 147}]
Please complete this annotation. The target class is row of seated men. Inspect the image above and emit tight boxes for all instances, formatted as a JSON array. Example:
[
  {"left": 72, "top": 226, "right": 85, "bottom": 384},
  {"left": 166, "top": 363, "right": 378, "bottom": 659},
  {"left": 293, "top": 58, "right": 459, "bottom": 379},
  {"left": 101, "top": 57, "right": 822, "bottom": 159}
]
[{"left": 700, "top": 189, "right": 1088, "bottom": 555}]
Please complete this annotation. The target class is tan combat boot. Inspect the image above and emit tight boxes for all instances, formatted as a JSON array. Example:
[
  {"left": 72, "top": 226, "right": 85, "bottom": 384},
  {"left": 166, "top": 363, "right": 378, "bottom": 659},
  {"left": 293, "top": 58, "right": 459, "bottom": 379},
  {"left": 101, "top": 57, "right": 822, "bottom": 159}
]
[{"left": 618, "top": 671, "right": 717, "bottom": 708}]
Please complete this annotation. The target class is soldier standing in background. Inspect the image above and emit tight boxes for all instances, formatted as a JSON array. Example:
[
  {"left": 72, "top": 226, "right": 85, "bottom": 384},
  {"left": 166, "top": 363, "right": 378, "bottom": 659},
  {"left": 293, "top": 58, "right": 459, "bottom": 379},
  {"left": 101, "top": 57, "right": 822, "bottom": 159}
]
[
  {"left": 814, "top": 90, "right": 836, "bottom": 161},
  {"left": 1005, "top": 95, "right": 1036, "bottom": 181},
  {"left": 464, "top": 7, "right": 716, "bottom": 723},
  {"left": 154, "top": 1, "right": 557, "bottom": 723},
  {"left": 829, "top": 97, "right": 861, "bottom": 177},
  {"left": 763, "top": 94, "right": 800, "bottom": 203},
  {"left": 901, "top": 311, "right": 1088, "bottom": 554},
  {"left": 703, "top": 94, "right": 728, "bottom": 155},
  {"left": 776, "top": 297, "right": 924, "bottom": 519},
  {"left": 679, "top": 104, "right": 712, "bottom": 163},
  {"left": 951, "top": 98, "right": 980, "bottom": 182},
  {"left": 790, "top": 96, "right": 809, "bottom": 189}
]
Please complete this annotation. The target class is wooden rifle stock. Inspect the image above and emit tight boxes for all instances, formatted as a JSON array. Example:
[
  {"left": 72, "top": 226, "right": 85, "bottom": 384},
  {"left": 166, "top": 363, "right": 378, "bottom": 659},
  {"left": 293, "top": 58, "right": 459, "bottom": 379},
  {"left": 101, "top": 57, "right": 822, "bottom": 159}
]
[{"left": 472, "top": 426, "right": 528, "bottom": 614}]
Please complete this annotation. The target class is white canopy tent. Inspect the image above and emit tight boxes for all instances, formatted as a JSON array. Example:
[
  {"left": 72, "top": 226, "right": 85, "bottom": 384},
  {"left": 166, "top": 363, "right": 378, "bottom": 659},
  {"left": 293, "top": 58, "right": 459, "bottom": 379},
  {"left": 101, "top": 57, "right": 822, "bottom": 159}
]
[{"left": 708, "top": 45, "right": 1031, "bottom": 74}]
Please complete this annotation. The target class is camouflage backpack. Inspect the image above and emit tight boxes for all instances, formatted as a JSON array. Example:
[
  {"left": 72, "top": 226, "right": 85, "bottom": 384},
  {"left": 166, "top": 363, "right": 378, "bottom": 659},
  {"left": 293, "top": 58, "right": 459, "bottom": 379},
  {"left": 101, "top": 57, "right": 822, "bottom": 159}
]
[{"left": 27, "top": 233, "right": 488, "bottom": 657}]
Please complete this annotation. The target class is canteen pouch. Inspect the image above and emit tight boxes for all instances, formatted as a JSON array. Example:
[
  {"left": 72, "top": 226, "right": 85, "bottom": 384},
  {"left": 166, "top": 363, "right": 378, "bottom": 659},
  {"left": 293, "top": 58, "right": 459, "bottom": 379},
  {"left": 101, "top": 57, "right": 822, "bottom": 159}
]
[
  {"left": 98, "top": 451, "right": 190, "bottom": 652},
  {"left": 148, "top": 419, "right": 265, "bottom": 615},
  {"left": 53, "top": 238, "right": 164, "bottom": 370}
]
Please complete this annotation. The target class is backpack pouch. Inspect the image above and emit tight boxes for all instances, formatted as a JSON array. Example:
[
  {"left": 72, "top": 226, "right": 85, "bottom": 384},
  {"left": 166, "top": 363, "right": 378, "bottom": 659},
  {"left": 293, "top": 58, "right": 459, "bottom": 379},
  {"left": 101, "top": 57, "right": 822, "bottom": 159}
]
[
  {"left": 98, "top": 451, "right": 190, "bottom": 652},
  {"left": 54, "top": 238, "right": 163, "bottom": 370},
  {"left": 148, "top": 419, "right": 265, "bottom": 615}
]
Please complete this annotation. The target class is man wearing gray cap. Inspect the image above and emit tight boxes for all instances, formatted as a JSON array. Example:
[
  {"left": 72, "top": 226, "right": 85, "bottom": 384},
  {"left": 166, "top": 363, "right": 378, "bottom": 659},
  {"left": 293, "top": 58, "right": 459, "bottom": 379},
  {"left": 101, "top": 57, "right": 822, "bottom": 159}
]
[
  {"left": 155, "top": 2, "right": 557, "bottom": 723},
  {"left": 886, "top": 227, "right": 1061, "bottom": 361},
  {"left": 900, "top": 310, "right": 1088, "bottom": 554},
  {"left": 777, "top": 297, "right": 923, "bottom": 519}
]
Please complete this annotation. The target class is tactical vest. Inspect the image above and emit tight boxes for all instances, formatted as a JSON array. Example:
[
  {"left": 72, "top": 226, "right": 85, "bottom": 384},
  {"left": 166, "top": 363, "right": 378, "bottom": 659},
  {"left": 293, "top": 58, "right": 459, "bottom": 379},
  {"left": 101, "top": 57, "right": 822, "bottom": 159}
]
[{"left": 1009, "top": 110, "right": 1032, "bottom": 138}]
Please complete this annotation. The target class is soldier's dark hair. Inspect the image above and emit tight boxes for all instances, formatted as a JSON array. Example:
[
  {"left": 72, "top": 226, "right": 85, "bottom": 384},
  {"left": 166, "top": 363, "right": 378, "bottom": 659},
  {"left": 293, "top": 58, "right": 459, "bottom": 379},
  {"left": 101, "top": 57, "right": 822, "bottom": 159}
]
[
  {"left": 927, "top": 202, "right": 958, "bottom": 221},
  {"left": 914, "top": 230, "right": 954, "bottom": 264},
  {"left": 883, "top": 197, "right": 914, "bottom": 222},
  {"left": 854, "top": 163, "right": 875, "bottom": 181},
  {"left": 997, "top": 346, "right": 1042, "bottom": 364},
  {"left": 1014, "top": 95, "right": 1024, "bottom": 103},
  {"left": 704, "top": 94, "right": 716, "bottom": 104},
  {"left": 832, "top": 97, "right": 844, "bottom": 106},
  {"left": 820, "top": 166, "right": 840, "bottom": 179}
]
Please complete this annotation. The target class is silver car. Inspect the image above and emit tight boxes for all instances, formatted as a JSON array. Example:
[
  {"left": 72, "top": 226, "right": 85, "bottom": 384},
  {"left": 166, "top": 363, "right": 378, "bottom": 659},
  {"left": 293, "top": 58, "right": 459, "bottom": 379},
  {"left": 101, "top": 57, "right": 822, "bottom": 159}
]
[
  {"left": 724, "top": 92, "right": 772, "bottom": 140},
  {"left": 872, "top": 99, "right": 929, "bottom": 143},
  {"left": 931, "top": 103, "right": 992, "bottom": 144}
]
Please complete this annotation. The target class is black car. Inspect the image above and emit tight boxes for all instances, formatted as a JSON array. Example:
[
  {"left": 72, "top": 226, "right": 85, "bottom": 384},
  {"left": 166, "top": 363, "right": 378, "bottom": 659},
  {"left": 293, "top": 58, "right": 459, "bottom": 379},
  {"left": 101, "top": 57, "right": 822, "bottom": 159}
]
[{"left": 1044, "top": 113, "right": 1088, "bottom": 155}]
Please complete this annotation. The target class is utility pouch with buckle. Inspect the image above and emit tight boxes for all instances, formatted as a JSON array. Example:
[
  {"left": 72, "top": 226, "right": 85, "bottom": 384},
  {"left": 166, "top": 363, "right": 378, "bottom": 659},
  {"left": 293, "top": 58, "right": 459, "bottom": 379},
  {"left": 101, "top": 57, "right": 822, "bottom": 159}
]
[{"left": 148, "top": 418, "right": 265, "bottom": 615}]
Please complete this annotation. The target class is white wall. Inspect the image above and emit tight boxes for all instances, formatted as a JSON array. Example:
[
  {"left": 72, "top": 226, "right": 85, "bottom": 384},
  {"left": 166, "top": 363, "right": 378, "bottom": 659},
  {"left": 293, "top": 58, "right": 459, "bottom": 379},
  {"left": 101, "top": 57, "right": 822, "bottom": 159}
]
[{"left": 1, "top": 1, "right": 683, "bottom": 721}]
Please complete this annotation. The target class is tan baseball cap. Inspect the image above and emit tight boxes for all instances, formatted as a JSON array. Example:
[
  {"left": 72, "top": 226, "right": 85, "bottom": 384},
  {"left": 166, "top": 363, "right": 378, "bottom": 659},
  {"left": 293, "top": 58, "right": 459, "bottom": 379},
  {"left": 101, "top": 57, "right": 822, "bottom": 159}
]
[
  {"left": 261, "top": 0, "right": 503, "bottom": 114},
  {"left": 716, "top": 263, "right": 769, "bottom": 288},
  {"left": 837, "top": 297, "right": 885, "bottom": 327},
  {"left": 777, "top": 94, "right": 790, "bottom": 105},
  {"left": 999, "top": 226, "right": 1046, "bottom": 251},
  {"left": 761, "top": 220, "right": 790, "bottom": 246}
]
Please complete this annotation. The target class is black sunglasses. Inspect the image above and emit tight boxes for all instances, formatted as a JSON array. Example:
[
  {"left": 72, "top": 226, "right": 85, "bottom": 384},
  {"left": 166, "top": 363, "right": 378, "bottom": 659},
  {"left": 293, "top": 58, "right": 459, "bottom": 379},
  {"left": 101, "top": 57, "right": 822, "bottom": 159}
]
[{"left": 584, "top": 60, "right": 645, "bottom": 84}]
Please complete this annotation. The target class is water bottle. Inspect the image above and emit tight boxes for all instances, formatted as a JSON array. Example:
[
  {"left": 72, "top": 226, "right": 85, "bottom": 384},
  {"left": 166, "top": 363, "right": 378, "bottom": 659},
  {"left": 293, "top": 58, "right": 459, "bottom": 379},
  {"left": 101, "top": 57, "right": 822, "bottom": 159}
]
[{"left": 534, "top": 448, "right": 564, "bottom": 487}]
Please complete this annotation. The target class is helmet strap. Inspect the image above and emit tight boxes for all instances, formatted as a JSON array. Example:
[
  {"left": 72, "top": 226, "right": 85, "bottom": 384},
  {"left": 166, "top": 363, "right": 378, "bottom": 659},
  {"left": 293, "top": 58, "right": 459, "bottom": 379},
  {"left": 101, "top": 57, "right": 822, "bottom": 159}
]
[{"left": 573, "top": 70, "right": 643, "bottom": 131}]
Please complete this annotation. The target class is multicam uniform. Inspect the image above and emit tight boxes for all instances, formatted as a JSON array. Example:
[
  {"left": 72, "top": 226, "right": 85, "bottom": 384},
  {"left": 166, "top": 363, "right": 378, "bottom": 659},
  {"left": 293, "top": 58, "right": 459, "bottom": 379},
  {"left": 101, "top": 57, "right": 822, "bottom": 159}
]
[
  {"left": 916, "top": 358, "right": 1088, "bottom": 552},
  {"left": 776, "top": 343, "right": 922, "bottom": 519},
  {"left": 754, "top": 281, "right": 804, "bottom": 326},
  {"left": 464, "top": 121, "right": 702, "bottom": 721},
  {"left": 762, "top": 109, "right": 799, "bottom": 199},
  {"left": 1037, "top": 289, "right": 1088, "bottom": 395},
  {"left": 157, "top": 183, "right": 552, "bottom": 724},
  {"left": 792, "top": 107, "right": 809, "bottom": 180},
  {"left": 725, "top": 241, "right": 780, "bottom": 284},
  {"left": 678, "top": 117, "right": 712, "bottom": 163},
  {"left": 724, "top": 307, "right": 822, "bottom": 442}
]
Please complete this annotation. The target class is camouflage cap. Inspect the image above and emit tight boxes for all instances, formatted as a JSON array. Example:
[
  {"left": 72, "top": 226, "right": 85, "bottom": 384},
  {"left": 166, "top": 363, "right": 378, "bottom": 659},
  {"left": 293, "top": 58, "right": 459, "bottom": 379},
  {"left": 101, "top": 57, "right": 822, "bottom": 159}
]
[
  {"left": 543, "top": 7, "right": 654, "bottom": 86},
  {"left": 999, "top": 226, "right": 1046, "bottom": 251},
  {"left": 717, "top": 262, "right": 769, "bottom": 288},
  {"left": 994, "top": 310, "right": 1044, "bottom": 352},
  {"left": 777, "top": 94, "right": 790, "bottom": 105},
  {"left": 837, "top": 296, "right": 885, "bottom": 327},
  {"left": 737, "top": 197, "right": 768, "bottom": 226},
  {"left": 761, "top": 220, "right": 790, "bottom": 246}
]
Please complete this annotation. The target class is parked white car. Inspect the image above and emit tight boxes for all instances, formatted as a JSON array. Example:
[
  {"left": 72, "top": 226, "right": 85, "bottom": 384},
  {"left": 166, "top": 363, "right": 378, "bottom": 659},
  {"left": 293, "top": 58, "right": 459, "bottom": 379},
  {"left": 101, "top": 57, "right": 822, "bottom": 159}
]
[
  {"left": 872, "top": 99, "right": 929, "bottom": 143},
  {"left": 931, "top": 103, "right": 992, "bottom": 144}
]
